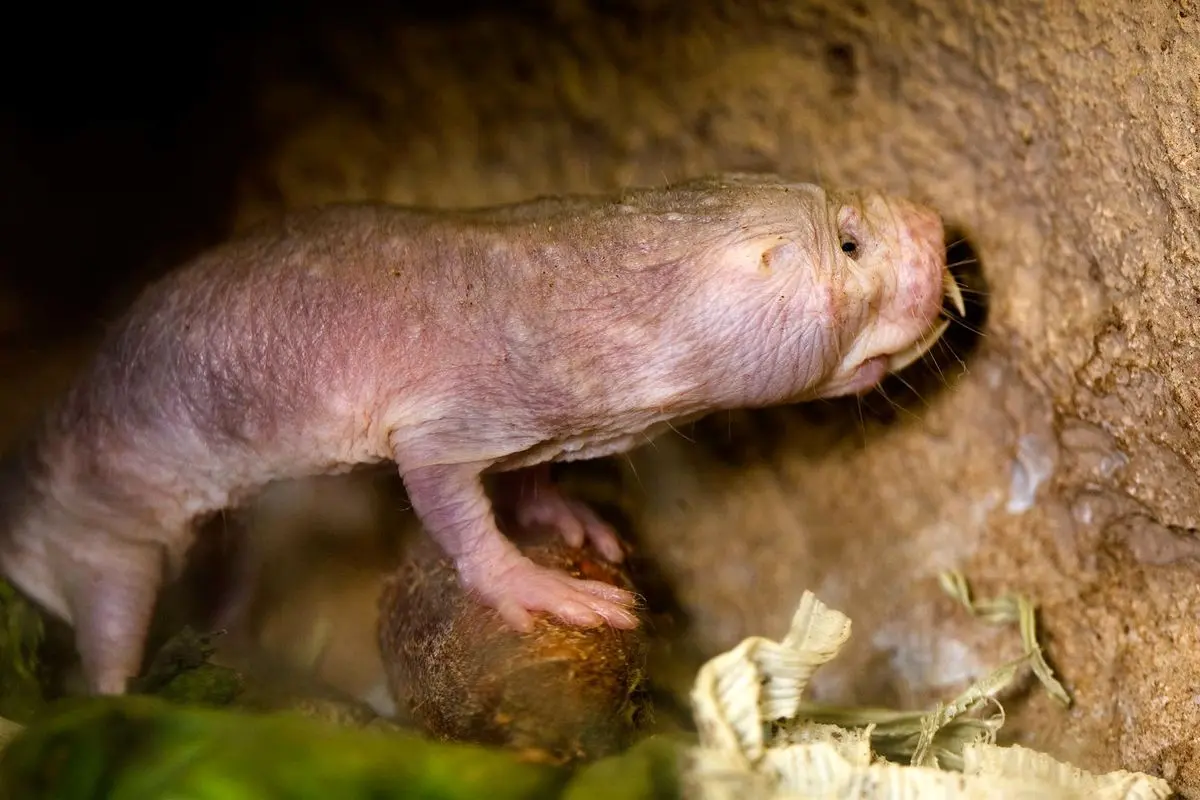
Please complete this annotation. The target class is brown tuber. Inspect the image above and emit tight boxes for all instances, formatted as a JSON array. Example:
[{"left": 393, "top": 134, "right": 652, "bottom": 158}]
[{"left": 377, "top": 522, "right": 651, "bottom": 765}]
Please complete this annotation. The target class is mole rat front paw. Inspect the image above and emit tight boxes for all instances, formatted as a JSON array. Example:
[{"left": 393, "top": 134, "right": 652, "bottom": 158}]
[{"left": 457, "top": 552, "right": 640, "bottom": 633}]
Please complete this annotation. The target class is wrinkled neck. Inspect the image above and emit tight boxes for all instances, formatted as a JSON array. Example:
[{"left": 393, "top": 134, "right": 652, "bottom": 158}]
[{"left": 456, "top": 212, "right": 720, "bottom": 422}]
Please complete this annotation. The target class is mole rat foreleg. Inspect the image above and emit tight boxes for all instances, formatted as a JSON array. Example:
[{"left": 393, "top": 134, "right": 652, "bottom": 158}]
[
  {"left": 399, "top": 463, "right": 639, "bottom": 632},
  {"left": 490, "top": 464, "right": 626, "bottom": 563}
]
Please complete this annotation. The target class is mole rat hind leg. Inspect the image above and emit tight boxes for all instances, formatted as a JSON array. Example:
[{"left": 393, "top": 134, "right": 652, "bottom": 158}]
[
  {"left": 491, "top": 463, "right": 626, "bottom": 563},
  {"left": 399, "top": 463, "right": 640, "bottom": 632},
  {"left": 63, "top": 529, "right": 168, "bottom": 695}
]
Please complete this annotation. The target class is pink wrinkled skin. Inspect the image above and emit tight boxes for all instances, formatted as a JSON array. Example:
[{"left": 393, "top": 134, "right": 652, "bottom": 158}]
[{"left": 0, "top": 174, "right": 948, "bottom": 695}]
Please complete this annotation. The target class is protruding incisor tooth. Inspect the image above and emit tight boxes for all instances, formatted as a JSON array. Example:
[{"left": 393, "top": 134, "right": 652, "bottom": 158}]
[
  {"left": 944, "top": 269, "right": 966, "bottom": 316},
  {"left": 888, "top": 318, "right": 951, "bottom": 373}
]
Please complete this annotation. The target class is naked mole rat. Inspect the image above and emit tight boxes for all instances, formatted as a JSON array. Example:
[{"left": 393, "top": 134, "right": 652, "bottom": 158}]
[{"left": 0, "top": 173, "right": 961, "bottom": 695}]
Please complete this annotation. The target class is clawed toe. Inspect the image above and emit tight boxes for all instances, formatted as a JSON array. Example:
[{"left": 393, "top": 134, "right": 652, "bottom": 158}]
[
  {"left": 502, "top": 469, "right": 626, "bottom": 562},
  {"left": 528, "top": 498, "right": 625, "bottom": 561},
  {"left": 553, "top": 576, "right": 639, "bottom": 629},
  {"left": 571, "top": 506, "right": 626, "bottom": 562},
  {"left": 494, "top": 597, "right": 537, "bottom": 633},
  {"left": 467, "top": 556, "right": 641, "bottom": 631}
]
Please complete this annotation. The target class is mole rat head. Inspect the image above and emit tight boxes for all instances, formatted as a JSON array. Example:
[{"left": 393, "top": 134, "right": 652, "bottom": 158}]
[
  {"left": 684, "top": 181, "right": 961, "bottom": 406},
  {"left": 814, "top": 189, "right": 960, "bottom": 397}
]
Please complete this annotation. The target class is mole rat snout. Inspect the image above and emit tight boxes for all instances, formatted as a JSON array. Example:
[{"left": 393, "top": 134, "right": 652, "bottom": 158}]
[{"left": 889, "top": 199, "right": 949, "bottom": 321}]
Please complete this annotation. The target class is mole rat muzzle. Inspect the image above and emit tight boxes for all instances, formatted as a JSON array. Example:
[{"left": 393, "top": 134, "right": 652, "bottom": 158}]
[
  {"left": 856, "top": 197, "right": 965, "bottom": 375},
  {"left": 886, "top": 268, "right": 965, "bottom": 372}
]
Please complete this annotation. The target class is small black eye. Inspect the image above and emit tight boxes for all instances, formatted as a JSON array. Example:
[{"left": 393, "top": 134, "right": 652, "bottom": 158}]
[{"left": 841, "top": 237, "right": 859, "bottom": 258}]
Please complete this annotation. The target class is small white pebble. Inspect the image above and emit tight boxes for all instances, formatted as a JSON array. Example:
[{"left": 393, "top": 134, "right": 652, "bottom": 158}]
[{"left": 1006, "top": 433, "right": 1056, "bottom": 514}]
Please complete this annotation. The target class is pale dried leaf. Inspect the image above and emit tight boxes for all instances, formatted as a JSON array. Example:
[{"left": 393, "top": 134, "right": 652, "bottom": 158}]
[
  {"left": 686, "top": 587, "right": 1175, "bottom": 799},
  {"left": 962, "top": 743, "right": 1173, "bottom": 800}
]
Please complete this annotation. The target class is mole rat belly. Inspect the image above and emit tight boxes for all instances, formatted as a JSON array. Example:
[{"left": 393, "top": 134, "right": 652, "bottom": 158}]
[{"left": 490, "top": 415, "right": 710, "bottom": 472}]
